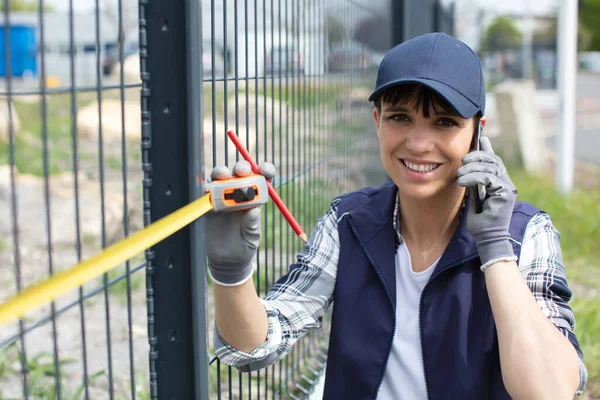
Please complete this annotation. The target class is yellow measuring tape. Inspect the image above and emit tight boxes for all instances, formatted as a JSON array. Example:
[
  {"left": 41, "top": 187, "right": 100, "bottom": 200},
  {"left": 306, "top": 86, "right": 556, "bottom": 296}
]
[{"left": 0, "top": 194, "right": 214, "bottom": 326}]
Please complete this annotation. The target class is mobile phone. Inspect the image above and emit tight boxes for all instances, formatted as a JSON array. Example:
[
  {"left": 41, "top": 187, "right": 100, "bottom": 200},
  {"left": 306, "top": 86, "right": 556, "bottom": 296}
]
[{"left": 472, "top": 122, "right": 486, "bottom": 214}]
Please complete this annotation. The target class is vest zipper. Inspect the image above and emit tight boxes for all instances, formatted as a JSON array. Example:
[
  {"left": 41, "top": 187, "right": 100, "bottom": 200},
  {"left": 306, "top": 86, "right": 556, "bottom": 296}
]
[
  {"left": 418, "top": 254, "right": 479, "bottom": 400},
  {"left": 347, "top": 218, "right": 396, "bottom": 400}
]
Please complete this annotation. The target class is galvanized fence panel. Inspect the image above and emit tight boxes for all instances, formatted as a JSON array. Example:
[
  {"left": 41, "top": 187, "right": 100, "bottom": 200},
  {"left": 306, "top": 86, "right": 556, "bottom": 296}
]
[
  {"left": 196, "top": 0, "right": 390, "bottom": 398},
  {"left": 0, "top": 0, "right": 452, "bottom": 398},
  {"left": 0, "top": 1, "right": 147, "bottom": 399}
]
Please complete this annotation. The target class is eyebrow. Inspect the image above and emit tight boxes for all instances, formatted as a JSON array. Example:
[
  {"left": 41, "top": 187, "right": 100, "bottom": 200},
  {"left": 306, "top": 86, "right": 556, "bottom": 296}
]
[
  {"left": 434, "top": 110, "right": 460, "bottom": 117},
  {"left": 382, "top": 105, "right": 411, "bottom": 113},
  {"left": 382, "top": 105, "right": 459, "bottom": 117}
]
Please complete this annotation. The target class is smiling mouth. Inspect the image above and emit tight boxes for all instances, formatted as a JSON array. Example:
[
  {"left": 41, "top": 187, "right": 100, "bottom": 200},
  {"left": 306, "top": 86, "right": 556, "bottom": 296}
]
[{"left": 401, "top": 159, "right": 440, "bottom": 173}]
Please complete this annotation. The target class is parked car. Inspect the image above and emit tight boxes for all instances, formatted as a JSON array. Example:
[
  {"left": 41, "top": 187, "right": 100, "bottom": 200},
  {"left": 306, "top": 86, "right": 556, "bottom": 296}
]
[
  {"left": 328, "top": 42, "right": 379, "bottom": 73},
  {"left": 265, "top": 45, "right": 304, "bottom": 76}
]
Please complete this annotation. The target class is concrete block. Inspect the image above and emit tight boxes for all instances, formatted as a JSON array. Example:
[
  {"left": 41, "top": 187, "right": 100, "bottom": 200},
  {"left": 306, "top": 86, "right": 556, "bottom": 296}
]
[{"left": 493, "top": 80, "right": 547, "bottom": 173}]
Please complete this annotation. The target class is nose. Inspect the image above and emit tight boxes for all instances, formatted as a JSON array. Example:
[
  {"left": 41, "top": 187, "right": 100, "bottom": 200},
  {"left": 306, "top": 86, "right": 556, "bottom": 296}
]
[{"left": 405, "top": 126, "right": 435, "bottom": 154}]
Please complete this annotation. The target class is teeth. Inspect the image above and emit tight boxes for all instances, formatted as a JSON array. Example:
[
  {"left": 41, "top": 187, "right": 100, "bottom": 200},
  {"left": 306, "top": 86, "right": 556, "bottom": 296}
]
[{"left": 404, "top": 161, "right": 439, "bottom": 173}]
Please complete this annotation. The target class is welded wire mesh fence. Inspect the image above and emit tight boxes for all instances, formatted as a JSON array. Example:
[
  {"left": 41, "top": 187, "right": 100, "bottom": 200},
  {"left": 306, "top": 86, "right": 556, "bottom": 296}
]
[
  {"left": 199, "top": 0, "right": 389, "bottom": 398},
  {"left": 0, "top": 1, "right": 147, "bottom": 399},
  {"left": 0, "top": 0, "right": 452, "bottom": 398}
]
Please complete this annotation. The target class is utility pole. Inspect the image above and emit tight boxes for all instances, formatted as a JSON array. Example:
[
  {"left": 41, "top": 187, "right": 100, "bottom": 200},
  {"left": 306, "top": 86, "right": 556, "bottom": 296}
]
[{"left": 556, "top": 0, "right": 578, "bottom": 194}]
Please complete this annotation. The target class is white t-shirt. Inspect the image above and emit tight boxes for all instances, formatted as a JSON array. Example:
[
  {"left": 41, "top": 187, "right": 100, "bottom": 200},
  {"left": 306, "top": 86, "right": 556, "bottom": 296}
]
[{"left": 377, "top": 241, "right": 440, "bottom": 399}]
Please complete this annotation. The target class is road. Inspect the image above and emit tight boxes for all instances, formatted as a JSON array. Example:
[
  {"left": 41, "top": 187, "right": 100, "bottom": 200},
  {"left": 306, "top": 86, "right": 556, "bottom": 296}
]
[{"left": 545, "top": 72, "right": 600, "bottom": 165}]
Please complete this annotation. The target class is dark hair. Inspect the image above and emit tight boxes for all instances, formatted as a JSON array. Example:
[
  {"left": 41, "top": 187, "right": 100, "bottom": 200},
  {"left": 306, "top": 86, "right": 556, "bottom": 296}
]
[{"left": 372, "top": 84, "right": 481, "bottom": 150}]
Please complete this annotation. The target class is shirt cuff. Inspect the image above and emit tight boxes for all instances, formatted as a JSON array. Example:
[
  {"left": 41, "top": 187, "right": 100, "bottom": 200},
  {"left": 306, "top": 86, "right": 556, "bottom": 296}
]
[
  {"left": 480, "top": 255, "right": 518, "bottom": 272},
  {"left": 208, "top": 262, "right": 255, "bottom": 287},
  {"left": 574, "top": 356, "right": 588, "bottom": 398},
  {"left": 213, "top": 302, "right": 283, "bottom": 366}
]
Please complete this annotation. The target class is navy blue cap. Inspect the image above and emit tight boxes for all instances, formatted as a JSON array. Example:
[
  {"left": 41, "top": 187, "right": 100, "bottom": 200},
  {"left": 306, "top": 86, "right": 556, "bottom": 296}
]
[{"left": 368, "top": 32, "right": 486, "bottom": 118}]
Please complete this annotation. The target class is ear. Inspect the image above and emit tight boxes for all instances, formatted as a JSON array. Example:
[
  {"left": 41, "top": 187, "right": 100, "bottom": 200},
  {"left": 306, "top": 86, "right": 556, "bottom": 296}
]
[
  {"left": 480, "top": 116, "right": 487, "bottom": 128},
  {"left": 373, "top": 108, "right": 381, "bottom": 131}
]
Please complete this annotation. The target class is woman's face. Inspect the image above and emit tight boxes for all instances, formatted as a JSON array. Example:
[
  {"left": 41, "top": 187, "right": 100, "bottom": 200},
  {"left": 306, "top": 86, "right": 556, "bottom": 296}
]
[{"left": 373, "top": 97, "right": 486, "bottom": 201}]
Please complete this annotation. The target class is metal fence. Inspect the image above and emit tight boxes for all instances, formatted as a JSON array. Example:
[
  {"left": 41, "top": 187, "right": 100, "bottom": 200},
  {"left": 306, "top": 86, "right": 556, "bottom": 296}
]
[
  {"left": 0, "top": 0, "right": 148, "bottom": 398},
  {"left": 0, "top": 0, "right": 451, "bottom": 399},
  {"left": 146, "top": 0, "right": 390, "bottom": 398}
]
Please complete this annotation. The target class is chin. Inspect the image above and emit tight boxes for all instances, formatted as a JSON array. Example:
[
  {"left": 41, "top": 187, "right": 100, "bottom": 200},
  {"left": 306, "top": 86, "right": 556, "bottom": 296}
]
[
  {"left": 399, "top": 186, "right": 441, "bottom": 200},
  {"left": 388, "top": 178, "right": 434, "bottom": 198}
]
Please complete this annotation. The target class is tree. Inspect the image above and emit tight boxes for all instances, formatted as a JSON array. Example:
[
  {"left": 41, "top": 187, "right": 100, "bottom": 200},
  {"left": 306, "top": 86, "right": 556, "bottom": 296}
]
[
  {"left": 579, "top": 0, "right": 600, "bottom": 51},
  {"left": 480, "top": 16, "right": 522, "bottom": 52},
  {"left": 325, "top": 15, "right": 345, "bottom": 49},
  {"left": 353, "top": 16, "right": 391, "bottom": 52},
  {"left": 533, "top": 16, "right": 593, "bottom": 52}
]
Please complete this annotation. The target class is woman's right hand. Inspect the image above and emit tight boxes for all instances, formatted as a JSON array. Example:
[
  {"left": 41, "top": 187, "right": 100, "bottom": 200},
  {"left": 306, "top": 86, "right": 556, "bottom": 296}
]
[{"left": 204, "top": 160, "right": 275, "bottom": 286}]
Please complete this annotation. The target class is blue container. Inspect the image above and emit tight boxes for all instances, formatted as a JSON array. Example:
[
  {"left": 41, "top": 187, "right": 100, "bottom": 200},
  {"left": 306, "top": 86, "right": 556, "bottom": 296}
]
[{"left": 0, "top": 25, "right": 37, "bottom": 78}]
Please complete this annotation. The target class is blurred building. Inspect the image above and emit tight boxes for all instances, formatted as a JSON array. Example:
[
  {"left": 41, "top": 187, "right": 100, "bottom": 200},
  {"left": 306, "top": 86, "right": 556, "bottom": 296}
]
[
  {"left": 200, "top": 0, "right": 454, "bottom": 78},
  {"left": 0, "top": 12, "right": 120, "bottom": 86}
]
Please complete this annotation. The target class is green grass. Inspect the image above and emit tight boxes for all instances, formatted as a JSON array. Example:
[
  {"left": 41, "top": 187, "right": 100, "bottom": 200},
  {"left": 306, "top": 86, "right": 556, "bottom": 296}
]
[
  {"left": 0, "top": 98, "right": 77, "bottom": 177},
  {"left": 0, "top": 236, "right": 8, "bottom": 252},
  {"left": 0, "top": 90, "right": 140, "bottom": 177},
  {"left": 254, "top": 82, "right": 350, "bottom": 109},
  {"left": 571, "top": 295, "right": 600, "bottom": 393},
  {"left": 105, "top": 256, "right": 146, "bottom": 303},
  {"left": 0, "top": 343, "right": 105, "bottom": 400},
  {"left": 203, "top": 84, "right": 228, "bottom": 116},
  {"left": 510, "top": 168, "right": 600, "bottom": 395},
  {"left": 225, "top": 82, "right": 359, "bottom": 114},
  {"left": 260, "top": 178, "right": 337, "bottom": 248},
  {"left": 328, "top": 118, "right": 372, "bottom": 150},
  {"left": 509, "top": 168, "right": 600, "bottom": 273}
]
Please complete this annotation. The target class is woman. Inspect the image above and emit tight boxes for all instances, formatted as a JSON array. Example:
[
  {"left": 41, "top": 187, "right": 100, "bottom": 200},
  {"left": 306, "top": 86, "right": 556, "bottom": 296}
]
[{"left": 205, "top": 33, "right": 587, "bottom": 399}]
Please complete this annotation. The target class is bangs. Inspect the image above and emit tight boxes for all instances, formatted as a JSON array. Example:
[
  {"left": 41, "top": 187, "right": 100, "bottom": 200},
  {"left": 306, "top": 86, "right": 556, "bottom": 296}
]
[{"left": 374, "top": 84, "right": 458, "bottom": 118}]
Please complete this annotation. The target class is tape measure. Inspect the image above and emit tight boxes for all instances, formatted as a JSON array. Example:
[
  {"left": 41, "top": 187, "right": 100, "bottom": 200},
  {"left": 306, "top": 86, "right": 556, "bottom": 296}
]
[
  {"left": 206, "top": 174, "right": 269, "bottom": 212},
  {"left": 0, "top": 173, "right": 269, "bottom": 325}
]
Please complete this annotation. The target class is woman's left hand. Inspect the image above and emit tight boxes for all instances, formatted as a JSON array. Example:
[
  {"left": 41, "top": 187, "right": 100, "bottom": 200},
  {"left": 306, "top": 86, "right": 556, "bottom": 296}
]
[{"left": 457, "top": 136, "right": 519, "bottom": 269}]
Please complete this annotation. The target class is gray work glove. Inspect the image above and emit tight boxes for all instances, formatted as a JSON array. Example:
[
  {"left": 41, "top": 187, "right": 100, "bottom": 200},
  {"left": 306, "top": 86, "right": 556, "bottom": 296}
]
[
  {"left": 204, "top": 160, "right": 276, "bottom": 286},
  {"left": 457, "top": 136, "right": 519, "bottom": 270}
]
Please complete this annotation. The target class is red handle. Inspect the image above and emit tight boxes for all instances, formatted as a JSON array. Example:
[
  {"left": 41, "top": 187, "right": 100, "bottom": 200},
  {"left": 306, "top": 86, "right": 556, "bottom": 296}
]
[{"left": 227, "top": 130, "right": 307, "bottom": 243}]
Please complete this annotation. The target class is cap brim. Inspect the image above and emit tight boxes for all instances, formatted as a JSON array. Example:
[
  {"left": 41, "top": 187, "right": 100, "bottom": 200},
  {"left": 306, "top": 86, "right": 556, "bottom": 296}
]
[{"left": 368, "top": 78, "right": 480, "bottom": 119}]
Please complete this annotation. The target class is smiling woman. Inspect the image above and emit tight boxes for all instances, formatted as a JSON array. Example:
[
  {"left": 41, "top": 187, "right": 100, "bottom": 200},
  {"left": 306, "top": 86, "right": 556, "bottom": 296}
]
[
  {"left": 371, "top": 84, "right": 483, "bottom": 202},
  {"left": 206, "top": 32, "right": 587, "bottom": 400}
]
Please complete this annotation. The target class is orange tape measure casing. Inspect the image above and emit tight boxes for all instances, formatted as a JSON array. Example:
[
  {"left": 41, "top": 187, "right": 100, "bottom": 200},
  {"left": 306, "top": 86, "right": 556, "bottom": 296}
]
[{"left": 205, "top": 174, "right": 269, "bottom": 212}]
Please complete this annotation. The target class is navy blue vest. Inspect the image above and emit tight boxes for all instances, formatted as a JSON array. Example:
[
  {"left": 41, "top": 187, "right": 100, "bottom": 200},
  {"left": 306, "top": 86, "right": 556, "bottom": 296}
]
[{"left": 323, "top": 181, "right": 539, "bottom": 399}]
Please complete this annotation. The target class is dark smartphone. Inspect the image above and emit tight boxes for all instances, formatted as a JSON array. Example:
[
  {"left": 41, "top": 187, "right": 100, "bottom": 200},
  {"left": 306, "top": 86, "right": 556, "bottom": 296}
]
[{"left": 472, "top": 122, "right": 486, "bottom": 214}]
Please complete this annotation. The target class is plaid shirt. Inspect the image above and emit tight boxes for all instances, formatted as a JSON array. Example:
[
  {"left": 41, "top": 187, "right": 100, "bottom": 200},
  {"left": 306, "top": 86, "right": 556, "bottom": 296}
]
[{"left": 214, "top": 196, "right": 588, "bottom": 397}]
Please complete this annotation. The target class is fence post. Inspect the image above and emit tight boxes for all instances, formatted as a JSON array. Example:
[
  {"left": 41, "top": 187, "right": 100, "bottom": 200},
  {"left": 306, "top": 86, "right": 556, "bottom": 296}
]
[
  {"left": 433, "top": 0, "right": 440, "bottom": 32},
  {"left": 185, "top": 0, "right": 211, "bottom": 398},
  {"left": 391, "top": 0, "right": 406, "bottom": 45},
  {"left": 141, "top": 0, "right": 208, "bottom": 399}
]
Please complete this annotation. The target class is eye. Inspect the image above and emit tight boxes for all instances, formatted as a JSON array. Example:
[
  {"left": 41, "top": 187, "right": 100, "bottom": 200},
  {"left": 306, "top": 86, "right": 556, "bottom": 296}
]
[
  {"left": 387, "top": 113, "right": 410, "bottom": 122},
  {"left": 436, "top": 117, "right": 459, "bottom": 127}
]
